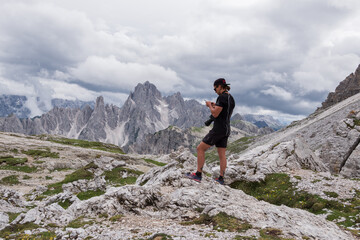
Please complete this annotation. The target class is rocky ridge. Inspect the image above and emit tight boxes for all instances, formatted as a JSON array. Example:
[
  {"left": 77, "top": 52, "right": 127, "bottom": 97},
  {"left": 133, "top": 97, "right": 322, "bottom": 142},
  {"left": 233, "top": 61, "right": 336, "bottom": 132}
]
[{"left": 321, "top": 64, "right": 360, "bottom": 109}]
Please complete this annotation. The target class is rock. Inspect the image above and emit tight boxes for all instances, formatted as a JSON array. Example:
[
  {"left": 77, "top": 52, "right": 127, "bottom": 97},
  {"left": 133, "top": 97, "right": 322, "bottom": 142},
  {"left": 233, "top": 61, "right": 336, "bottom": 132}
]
[
  {"left": 0, "top": 212, "right": 9, "bottom": 231},
  {"left": 62, "top": 176, "right": 106, "bottom": 193},
  {"left": 0, "top": 187, "right": 25, "bottom": 212},
  {"left": 321, "top": 64, "right": 360, "bottom": 109},
  {"left": 227, "top": 138, "right": 328, "bottom": 182}
]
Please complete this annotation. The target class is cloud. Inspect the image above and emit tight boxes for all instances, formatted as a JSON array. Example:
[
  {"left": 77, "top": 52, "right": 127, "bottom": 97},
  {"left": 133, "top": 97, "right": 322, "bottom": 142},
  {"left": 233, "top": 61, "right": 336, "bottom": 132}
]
[
  {"left": 69, "top": 55, "right": 184, "bottom": 93},
  {"left": 1, "top": 0, "right": 360, "bottom": 122},
  {"left": 261, "top": 85, "right": 293, "bottom": 101}
]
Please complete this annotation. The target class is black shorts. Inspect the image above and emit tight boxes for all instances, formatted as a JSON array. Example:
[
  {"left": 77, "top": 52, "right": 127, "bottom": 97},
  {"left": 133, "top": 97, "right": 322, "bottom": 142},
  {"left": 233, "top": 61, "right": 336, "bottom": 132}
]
[{"left": 202, "top": 130, "right": 229, "bottom": 148}]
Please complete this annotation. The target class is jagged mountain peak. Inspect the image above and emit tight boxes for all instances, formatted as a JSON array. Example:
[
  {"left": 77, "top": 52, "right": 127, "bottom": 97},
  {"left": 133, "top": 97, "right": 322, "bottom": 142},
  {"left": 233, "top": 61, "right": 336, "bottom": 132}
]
[
  {"left": 94, "top": 96, "right": 105, "bottom": 110},
  {"left": 131, "top": 81, "right": 162, "bottom": 103}
]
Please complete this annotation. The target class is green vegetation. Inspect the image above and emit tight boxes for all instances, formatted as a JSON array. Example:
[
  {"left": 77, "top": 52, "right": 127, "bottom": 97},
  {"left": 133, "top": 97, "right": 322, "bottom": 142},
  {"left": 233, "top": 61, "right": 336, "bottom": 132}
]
[
  {"left": 324, "top": 191, "right": 339, "bottom": 198},
  {"left": 109, "top": 214, "right": 123, "bottom": 222},
  {"left": 182, "top": 212, "right": 252, "bottom": 233},
  {"left": 354, "top": 118, "right": 360, "bottom": 126},
  {"left": 0, "top": 156, "right": 27, "bottom": 165},
  {"left": 67, "top": 216, "right": 94, "bottom": 228},
  {"left": 44, "top": 168, "right": 94, "bottom": 195},
  {"left": 77, "top": 189, "right": 105, "bottom": 200},
  {"left": 149, "top": 233, "right": 174, "bottom": 240},
  {"left": 0, "top": 175, "right": 20, "bottom": 185},
  {"left": 0, "top": 155, "right": 37, "bottom": 172},
  {"left": 22, "top": 148, "right": 59, "bottom": 159},
  {"left": 0, "top": 165, "right": 37, "bottom": 173},
  {"left": 259, "top": 228, "right": 289, "bottom": 240},
  {"left": 143, "top": 158, "right": 167, "bottom": 167},
  {"left": 7, "top": 212, "right": 21, "bottom": 223},
  {"left": 45, "top": 136, "right": 125, "bottom": 154},
  {"left": 227, "top": 136, "right": 256, "bottom": 155},
  {"left": 191, "top": 126, "right": 204, "bottom": 132},
  {"left": 230, "top": 173, "right": 360, "bottom": 229},
  {"left": 58, "top": 199, "right": 73, "bottom": 209},
  {"left": 23, "top": 175, "right": 32, "bottom": 180},
  {"left": 103, "top": 167, "right": 143, "bottom": 186},
  {"left": 0, "top": 222, "right": 39, "bottom": 239}
]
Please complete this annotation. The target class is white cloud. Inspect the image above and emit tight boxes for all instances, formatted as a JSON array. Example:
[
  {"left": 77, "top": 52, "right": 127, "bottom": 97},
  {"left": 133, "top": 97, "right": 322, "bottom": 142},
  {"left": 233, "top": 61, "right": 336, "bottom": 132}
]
[
  {"left": 1, "top": 0, "right": 360, "bottom": 121},
  {"left": 70, "top": 55, "right": 184, "bottom": 93},
  {"left": 261, "top": 85, "right": 293, "bottom": 101}
]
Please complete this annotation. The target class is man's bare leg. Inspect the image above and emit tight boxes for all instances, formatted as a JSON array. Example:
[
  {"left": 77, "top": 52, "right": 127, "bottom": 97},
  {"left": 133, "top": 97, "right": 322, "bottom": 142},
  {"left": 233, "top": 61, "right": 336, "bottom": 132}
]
[
  {"left": 217, "top": 147, "right": 227, "bottom": 177},
  {"left": 197, "top": 141, "right": 211, "bottom": 172}
]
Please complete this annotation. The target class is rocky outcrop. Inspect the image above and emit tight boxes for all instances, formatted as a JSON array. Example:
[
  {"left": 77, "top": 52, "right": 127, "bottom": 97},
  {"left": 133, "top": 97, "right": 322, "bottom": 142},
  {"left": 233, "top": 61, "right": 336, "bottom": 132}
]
[
  {"left": 321, "top": 64, "right": 360, "bottom": 109},
  {"left": 8, "top": 149, "right": 354, "bottom": 239}
]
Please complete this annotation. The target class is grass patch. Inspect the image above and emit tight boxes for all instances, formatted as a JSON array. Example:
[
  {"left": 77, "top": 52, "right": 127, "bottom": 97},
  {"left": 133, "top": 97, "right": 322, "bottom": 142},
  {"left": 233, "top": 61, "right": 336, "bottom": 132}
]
[
  {"left": 58, "top": 199, "right": 73, "bottom": 209},
  {"left": 46, "top": 136, "right": 125, "bottom": 154},
  {"left": 67, "top": 216, "right": 94, "bottom": 228},
  {"left": 230, "top": 173, "right": 360, "bottom": 229},
  {"left": 0, "top": 156, "right": 27, "bottom": 165},
  {"left": 181, "top": 212, "right": 252, "bottom": 233},
  {"left": 23, "top": 175, "right": 31, "bottom": 180},
  {"left": 0, "top": 175, "right": 20, "bottom": 185},
  {"left": 77, "top": 189, "right": 105, "bottom": 200},
  {"left": 103, "top": 167, "right": 143, "bottom": 186},
  {"left": 109, "top": 214, "right": 123, "bottom": 222},
  {"left": 149, "top": 233, "right": 174, "bottom": 240},
  {"left": 324, "top": 191, "right": 339, "bottom": 198},
  {"left": 0, "top": 222, "right": 39, "bottom": 239},
  {"left": 191, "top": 126, "right": 204, "bottom": 132},
  {"left": 7, "top": 212, "right": 21, "bottom": 223},
  {"left": 259, "top": 228, "right": 285, "bottom": 240},
  {"left": 143, "top": 158, "right": 167, "bottom": 167},
  {"left": 43, "top": 168, "right": 94, "bottom": 196},
  {"left": 227, "top": 136, "right": 256, "bottom": 155},
  {"left": 22, "top": 149, "right": 59, "bottom": 159},
  {"left": 0, "top": 165, "right": 38, "bottom": 173}
]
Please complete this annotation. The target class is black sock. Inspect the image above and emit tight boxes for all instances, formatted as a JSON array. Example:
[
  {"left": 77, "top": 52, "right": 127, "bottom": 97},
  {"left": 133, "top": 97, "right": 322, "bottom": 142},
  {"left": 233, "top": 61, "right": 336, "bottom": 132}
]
[
  {"left": 196, "top": 171, "right": 202, "bottom": 178},
  {"left": 218, "top": 176, "right": 224, "bottom": 181}
]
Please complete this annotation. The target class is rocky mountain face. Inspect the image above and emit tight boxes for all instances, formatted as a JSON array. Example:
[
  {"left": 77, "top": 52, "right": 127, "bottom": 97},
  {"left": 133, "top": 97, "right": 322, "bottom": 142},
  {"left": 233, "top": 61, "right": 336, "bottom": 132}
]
[
  {"left": 0, "top": 94, "right": 94, "bottom": 118},
  {"left": 0, "top": 82, "right": 276, "bottom": 154},
  {"left": 321, "top": 64, "right": 360, "bottom": 109},
  {"left": 242, "top": 92, "right": 360, "bottom": 178},
  {"left": 0, "top": 95, "right": 30, "bottom": 118},
  {"left": 0, "top": 82, "right": 211, "bottom": 152}
]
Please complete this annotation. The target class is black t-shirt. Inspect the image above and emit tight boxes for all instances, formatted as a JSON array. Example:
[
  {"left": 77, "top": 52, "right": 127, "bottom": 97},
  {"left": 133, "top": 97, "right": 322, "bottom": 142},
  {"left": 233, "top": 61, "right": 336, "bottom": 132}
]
[{"left": 213, "top": 92, "right": 235, "bottom": 136}]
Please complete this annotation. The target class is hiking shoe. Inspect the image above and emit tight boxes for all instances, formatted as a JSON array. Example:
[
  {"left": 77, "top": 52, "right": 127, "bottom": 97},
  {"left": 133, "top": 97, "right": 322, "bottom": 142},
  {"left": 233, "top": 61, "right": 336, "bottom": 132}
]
[
  {"left": 214, "top": 177, "right": 224, "bottom": 185},
  {"left": 185, "top": 172, "right": 202, "bottom": 182}
]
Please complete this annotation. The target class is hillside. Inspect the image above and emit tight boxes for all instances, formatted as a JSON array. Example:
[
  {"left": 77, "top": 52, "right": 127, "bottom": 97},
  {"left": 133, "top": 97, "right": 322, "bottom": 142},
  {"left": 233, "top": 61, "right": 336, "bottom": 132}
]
[{"left": 0, "top": 131, "right": 359, "bottom": 239}]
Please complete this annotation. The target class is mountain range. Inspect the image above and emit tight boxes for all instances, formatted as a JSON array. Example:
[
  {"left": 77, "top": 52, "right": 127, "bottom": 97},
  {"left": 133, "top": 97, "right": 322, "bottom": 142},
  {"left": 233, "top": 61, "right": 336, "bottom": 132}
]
[
  {"left": 0, "top": 82, "right": 278, "bottom": 154},
  {"left": 0, "top": 95, "right": 94, "bottom": 118}
]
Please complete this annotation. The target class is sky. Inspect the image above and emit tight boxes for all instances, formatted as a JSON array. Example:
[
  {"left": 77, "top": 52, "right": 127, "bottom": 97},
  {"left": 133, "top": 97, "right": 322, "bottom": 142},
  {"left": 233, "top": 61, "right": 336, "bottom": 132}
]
[{"left": 1, "top": 0, "right": 360, "bottom": 122}]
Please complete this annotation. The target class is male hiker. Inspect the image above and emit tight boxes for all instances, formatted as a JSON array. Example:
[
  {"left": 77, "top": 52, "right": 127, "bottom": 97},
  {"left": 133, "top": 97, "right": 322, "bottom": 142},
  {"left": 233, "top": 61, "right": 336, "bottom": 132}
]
[{"left": 187, "top": 78, "right": 235, "bottom": 184}]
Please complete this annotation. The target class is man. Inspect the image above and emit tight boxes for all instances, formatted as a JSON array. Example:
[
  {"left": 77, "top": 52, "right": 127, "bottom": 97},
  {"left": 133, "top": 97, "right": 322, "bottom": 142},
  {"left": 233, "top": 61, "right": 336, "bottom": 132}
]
[{"left": 186, "top": 78, "right": 235, "bottom": 185}]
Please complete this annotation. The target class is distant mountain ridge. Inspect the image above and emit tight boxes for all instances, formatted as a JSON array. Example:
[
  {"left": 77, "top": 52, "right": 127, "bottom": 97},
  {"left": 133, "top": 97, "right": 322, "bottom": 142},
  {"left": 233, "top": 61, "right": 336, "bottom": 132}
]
[
  {"left": 242, "top": 114, "right": 285, "bottom": 130},
  {"left": 0, "top": 94, "right": 94, "bottom": 118},
  {"left": 0, "top": 82, "right": 283, "bottom": 154},
  {"left": 0, "top": 82, "right": 211, "bottom": 152}
]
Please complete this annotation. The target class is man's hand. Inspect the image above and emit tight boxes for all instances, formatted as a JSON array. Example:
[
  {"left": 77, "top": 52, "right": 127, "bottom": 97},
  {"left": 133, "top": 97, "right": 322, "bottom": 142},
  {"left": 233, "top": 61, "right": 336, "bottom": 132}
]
[{"left": 206, "top": 101, "right": 215, "bottom": 108}]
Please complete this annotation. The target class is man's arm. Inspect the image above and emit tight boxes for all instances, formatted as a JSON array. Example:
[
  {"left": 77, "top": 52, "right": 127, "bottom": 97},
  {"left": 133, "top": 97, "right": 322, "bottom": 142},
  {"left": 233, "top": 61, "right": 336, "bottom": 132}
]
[{"left": 206, "top": 101, "right": 223, "bottom": 118}]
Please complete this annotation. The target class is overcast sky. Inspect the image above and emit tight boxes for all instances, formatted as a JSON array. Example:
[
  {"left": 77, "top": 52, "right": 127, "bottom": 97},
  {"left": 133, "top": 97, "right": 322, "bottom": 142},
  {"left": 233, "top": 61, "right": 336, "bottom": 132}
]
[{"left": 1, "top": 0, "right": 360, "bottom": 122}]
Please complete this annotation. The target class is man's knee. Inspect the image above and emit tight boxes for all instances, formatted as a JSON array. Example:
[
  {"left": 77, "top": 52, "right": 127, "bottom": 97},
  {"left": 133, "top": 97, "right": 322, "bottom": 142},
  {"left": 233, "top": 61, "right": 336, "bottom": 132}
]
[{"left": 197, "top": 142, "right": 210, "bottom": 152}]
